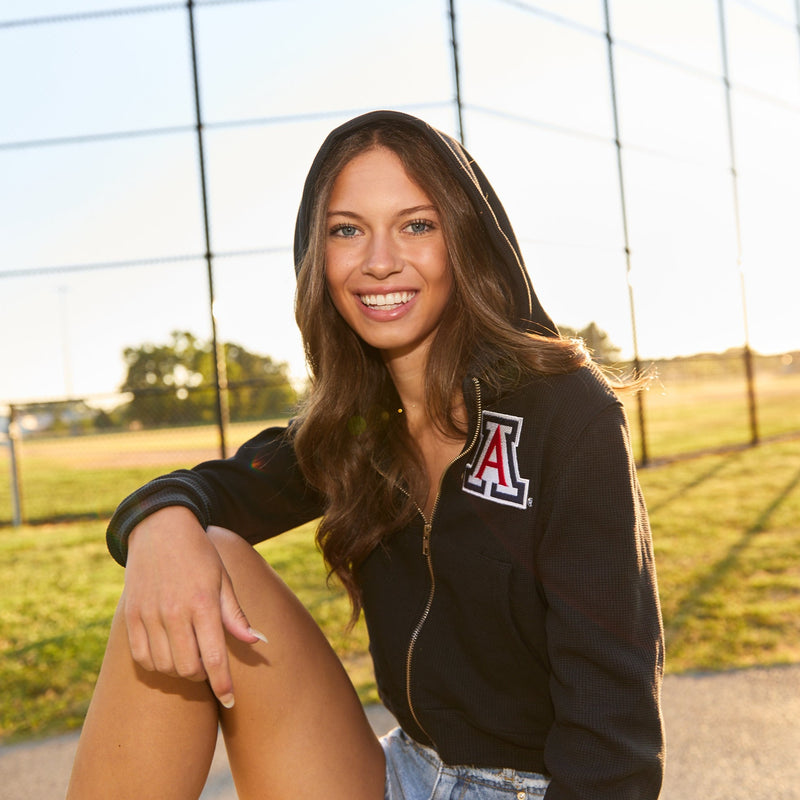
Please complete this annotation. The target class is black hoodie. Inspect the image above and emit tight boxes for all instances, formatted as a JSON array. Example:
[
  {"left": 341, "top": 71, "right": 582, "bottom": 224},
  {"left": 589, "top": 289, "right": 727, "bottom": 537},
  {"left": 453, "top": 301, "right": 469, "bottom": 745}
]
[{"left": 108, "top": 111, "right": 664, "bottom": 799}]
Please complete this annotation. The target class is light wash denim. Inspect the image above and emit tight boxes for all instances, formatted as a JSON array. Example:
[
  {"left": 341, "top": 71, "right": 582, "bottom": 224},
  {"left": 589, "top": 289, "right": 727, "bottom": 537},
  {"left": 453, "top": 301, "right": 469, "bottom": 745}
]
[{"left": 381, "top": 727, "right": 550, "bottom": 800}]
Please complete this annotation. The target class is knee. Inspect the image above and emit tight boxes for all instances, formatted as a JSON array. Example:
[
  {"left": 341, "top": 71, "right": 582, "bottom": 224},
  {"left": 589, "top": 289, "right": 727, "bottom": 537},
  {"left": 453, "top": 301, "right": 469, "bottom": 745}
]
[
  {"left": 204, "top": 526, "right": 286, "bottom": 597},
  {"left": 205, "top": 524, "right": 250, "bottom": 553},
  {"left": 205, "top": 526, "right": 270, "bottom": 580}
]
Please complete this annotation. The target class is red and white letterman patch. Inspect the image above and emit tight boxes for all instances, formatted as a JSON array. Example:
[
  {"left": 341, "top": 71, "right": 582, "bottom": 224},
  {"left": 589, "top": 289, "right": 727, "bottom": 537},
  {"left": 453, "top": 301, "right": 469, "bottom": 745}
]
[{"left": 462, "top": 411, "right": 530, "bottom": 509}]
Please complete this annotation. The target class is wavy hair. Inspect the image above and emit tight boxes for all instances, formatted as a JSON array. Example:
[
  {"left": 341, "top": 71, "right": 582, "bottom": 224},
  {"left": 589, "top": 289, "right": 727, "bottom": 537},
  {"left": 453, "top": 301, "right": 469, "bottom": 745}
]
[{"left": 293, "top": 119, "right": 589, "bottom": 620}]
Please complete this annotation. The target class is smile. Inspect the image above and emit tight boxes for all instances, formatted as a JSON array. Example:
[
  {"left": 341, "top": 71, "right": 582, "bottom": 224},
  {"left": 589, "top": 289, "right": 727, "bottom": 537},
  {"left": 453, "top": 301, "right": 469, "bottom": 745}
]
[{"left": 359, "top": 291, "right": 416, "bottom": 310}]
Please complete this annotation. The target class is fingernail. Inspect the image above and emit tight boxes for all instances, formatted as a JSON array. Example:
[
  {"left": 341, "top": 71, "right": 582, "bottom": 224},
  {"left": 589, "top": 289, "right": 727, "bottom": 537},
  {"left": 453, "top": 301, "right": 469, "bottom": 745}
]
[
  {"left": 219, "top": 694, "right": 235, "bottom": 709},
  {"left": 248, "top": 627, "right": 268, "bottom": 644}
]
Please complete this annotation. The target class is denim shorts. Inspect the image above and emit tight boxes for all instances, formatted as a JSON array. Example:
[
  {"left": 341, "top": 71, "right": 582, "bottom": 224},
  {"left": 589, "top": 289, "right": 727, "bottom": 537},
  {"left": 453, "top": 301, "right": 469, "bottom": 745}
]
[{"left": 380, "top": 727, "right": 550, "bottom": 800}]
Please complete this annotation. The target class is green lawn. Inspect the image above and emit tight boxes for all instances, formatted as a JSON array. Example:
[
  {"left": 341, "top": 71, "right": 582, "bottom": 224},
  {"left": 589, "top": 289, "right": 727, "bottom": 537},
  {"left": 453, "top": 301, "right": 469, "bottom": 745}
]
[
  {"left": 642, "top": 437, "right": 800, "bottom": 672},
  {"left": 0, "top": 420, "right": 285, "bottom": 525},
  {"left": 1, "top": 374, "right": 798, "bottom": 525},
  {"left": 1, "top": 436, "right": 798, "bottom": 744},
  {"left": 621, "top": 371, "right": 800, "bottom": 461}
]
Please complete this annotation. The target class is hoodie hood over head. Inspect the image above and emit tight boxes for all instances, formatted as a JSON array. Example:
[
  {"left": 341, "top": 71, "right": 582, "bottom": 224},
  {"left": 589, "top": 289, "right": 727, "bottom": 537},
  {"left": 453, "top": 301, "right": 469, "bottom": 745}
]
[{"left": 293, "top": 110, "right": 556, "bottom": 338}]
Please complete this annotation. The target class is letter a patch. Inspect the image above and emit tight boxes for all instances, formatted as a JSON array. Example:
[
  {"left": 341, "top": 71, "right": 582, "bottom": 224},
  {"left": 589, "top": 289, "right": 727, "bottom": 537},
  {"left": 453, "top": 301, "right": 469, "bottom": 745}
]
[{"left": 462, "top": 411, "right": 530, "bottom": 509}]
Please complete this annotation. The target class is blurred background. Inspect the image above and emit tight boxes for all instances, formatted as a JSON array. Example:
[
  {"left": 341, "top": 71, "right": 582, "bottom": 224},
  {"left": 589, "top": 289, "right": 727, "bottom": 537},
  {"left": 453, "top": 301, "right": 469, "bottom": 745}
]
[{"left": 1, "top": 0, "right": 799, "bottom": 525}]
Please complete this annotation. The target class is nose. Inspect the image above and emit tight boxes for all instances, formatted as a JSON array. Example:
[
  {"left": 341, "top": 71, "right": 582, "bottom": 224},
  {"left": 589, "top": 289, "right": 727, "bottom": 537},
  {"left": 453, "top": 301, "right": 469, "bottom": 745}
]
[{"left": 362, "top": 230, "right": 402, "bottom": 279}]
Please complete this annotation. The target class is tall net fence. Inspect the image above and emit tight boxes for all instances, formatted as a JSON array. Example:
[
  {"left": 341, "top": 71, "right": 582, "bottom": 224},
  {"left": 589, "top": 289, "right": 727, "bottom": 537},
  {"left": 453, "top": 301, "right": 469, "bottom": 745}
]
[{"left": 1, "top": 0, "right": 799, "bottom": 525}]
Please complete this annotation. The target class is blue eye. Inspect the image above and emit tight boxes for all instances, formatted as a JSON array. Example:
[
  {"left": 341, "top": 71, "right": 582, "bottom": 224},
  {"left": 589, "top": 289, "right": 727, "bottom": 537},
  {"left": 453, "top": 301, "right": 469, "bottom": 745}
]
[
  {"left": 332, "top": 224, "right": 358, "bottom": 237},
  {"left": 406, "top": 220, "right": 433, "bottom": 234}
]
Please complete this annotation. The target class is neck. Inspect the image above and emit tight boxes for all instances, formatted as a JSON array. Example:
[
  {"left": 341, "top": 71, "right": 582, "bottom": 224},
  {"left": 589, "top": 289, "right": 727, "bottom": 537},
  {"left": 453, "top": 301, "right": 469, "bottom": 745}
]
[
  {"left": 383, "top": 351, "right": 427, "bottom": 427},
  {"left": 384, "top": 351, "right": 467, "bottom": 439}
]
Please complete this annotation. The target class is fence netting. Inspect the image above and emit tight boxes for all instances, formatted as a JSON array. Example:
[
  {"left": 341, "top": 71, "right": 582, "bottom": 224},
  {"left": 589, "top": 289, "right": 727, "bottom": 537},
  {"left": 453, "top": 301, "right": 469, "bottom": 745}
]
[{"left": 1, "top": 0, "right": 798, "bottom": 525}]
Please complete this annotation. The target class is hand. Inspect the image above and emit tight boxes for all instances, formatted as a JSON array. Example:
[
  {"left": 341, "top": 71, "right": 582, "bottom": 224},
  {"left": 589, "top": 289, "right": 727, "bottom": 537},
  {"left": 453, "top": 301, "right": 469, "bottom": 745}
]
[{"left": 122, "top": 506, "right": 261, "bottom": 708}]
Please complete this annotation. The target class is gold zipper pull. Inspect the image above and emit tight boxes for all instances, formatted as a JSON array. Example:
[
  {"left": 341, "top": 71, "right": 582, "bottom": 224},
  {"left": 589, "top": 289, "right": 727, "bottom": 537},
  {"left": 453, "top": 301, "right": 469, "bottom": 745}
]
[{"left": 422, "top": 522, "right": 432, "bottom": 556}]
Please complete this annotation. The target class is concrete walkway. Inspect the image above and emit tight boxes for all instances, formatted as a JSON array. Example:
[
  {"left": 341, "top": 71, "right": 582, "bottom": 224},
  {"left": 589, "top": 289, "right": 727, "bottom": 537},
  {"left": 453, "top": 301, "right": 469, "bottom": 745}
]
[{"left": 2, "top": 665, "right": 799, "bottom": 799}]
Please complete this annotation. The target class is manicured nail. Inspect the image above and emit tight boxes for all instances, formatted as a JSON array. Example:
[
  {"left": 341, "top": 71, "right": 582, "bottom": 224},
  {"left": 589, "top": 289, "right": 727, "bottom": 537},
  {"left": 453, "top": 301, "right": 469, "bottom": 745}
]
[
  {"left": 248, "top": 627, "right": 268, "bottom": 644},
  {"left": 219, "top": 694, "right": 235, "bottom": 709}
]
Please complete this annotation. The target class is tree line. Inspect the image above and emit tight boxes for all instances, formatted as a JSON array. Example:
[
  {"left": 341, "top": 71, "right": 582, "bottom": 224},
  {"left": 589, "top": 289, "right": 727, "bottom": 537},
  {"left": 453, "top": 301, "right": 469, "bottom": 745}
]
[
  {"left": 6, "top": 323, "right": 627, "bottom": 436},
  {"left": 119, "top": 331, "right": 298, "bottom": 428},
  {"left": 118, "top": 323, "right": 624, "bottom": 428}
]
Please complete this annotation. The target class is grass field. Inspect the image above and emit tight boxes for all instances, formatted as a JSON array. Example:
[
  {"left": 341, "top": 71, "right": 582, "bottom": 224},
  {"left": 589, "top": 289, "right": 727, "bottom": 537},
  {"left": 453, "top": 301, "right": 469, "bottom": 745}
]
[
  {"left": 1, "top": 371, "right": 798, "bottom": 526},
  {"left": 621, "top": 370, "right": 800, "bottom": 461},
  {"left": 1, "top": 435, "right": 799, "bottom": 744},
  {"left": 0, "top": 420, "right": 282, "bottom": 525}
]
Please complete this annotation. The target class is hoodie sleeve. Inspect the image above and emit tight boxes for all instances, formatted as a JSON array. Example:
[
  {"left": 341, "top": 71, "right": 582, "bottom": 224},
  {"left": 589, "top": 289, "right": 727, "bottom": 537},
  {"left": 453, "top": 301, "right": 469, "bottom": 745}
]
[
  {"left": 537, "top": 404, "right": 665, "bottom": 800},
  {"left": 106, "top": 424, "right": 325, "bottom": 566}
]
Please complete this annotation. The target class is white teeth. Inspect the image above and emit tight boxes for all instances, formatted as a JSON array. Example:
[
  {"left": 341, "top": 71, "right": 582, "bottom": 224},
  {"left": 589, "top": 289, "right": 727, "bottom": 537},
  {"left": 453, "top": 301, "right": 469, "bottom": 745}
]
[{"left": 360, "top": 291, "right": 415, "bottom": 308}]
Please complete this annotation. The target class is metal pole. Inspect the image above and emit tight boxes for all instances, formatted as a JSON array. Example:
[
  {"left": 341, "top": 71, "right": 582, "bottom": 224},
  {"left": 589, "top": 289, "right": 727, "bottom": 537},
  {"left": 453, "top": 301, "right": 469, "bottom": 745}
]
[
  {"left": 717, "top": 0, "right": 759, "bottom": 445},
  {"left": 58, "top": 286, "right": 74, "bottom": 397},
  {"left": 602, "top": 0, "right": 649, "bottom": 466},
  {"left": 448, "top": 0, "right": 466, "bottom": 145},
  {"left": 187, "top": 0, "right": 229, "bottom": 458},
  {"left": 8, "top": 405, "right": 23, "bottom": 527}
]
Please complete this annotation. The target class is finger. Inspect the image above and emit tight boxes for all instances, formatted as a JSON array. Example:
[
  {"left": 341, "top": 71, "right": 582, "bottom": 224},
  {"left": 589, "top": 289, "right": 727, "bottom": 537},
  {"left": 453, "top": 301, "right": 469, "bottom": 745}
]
[
  {"left": 192, "top": 605, "right": 235, "bottom": 708},
  {"left": 125, "top": 612, "right": 156, "bottom": 672},
  {"left": 146, "top": 621, "right": 182, "bottom": 676},
  {"left": 219, "top": 573, "right": 265, "bottom": 644},
  {"left": 166, "top": 621, "right": 209, "bottom": 682}
]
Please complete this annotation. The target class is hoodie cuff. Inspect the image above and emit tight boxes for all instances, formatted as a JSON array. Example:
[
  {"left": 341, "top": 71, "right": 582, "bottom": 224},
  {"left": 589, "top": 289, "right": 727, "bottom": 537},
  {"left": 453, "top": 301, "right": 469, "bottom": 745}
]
[{"left": 106, "top": 471, "right": 213, "bottom": 566}]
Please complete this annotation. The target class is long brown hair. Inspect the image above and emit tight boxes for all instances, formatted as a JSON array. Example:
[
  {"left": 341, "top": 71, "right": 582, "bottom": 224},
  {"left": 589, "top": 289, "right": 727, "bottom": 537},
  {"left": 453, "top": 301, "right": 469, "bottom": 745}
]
[{"left": 293, "top": 119, "right": 588, "bottom": 620}]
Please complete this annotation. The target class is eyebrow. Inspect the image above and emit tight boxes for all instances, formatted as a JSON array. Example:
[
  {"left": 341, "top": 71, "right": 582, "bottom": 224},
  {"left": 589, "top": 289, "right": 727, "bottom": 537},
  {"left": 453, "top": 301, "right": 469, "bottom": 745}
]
[{"left": 327, "top": 204, "right": 438, "bottom": 219}]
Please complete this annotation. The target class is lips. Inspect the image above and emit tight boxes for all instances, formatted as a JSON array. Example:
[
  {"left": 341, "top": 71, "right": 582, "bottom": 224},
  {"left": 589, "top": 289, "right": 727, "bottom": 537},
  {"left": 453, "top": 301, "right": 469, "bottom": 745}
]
[{"left": 359, "top": 291, "right": 417, "bottom": 310}]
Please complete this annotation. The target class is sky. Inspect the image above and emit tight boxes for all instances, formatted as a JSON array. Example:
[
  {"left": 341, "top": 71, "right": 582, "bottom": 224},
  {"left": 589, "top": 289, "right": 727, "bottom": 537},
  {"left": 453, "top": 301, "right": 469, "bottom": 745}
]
[{"left": 1, "top": 0, "right": 799, "bottom": 405}]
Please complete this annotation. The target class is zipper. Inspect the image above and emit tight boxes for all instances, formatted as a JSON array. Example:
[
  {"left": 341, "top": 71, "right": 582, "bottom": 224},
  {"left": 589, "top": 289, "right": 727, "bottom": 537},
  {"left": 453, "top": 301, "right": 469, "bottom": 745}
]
[
  {"left": 405, "top": 519, "right": 435, "bottom": 743},
  {"left": 404, "top": 377, "right": 483, "bottom": 745}
]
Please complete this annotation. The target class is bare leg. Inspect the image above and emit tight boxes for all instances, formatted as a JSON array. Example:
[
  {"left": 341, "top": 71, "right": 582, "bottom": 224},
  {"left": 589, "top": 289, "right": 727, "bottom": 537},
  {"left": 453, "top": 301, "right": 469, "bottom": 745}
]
[
  {"left": 210, "top": 526, "right": 385, "bottom": 799},
  {"left": 67, "top": 527, "right": 385, "bottom": 800},
  {"left": 67, "top": 602, "right": 220, "bottom": 799}
]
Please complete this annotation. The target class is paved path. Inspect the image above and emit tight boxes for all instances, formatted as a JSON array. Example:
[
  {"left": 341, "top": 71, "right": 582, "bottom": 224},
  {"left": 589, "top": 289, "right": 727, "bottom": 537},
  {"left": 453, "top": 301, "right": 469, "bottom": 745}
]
[{"left": 2, "top": 665, "right": 799, "bottom": 799}]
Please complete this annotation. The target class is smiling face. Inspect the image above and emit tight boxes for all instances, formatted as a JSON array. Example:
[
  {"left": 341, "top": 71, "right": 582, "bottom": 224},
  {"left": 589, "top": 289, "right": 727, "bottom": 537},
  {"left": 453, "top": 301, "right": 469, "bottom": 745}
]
[{"left": 324, "top": 146, "right": 453, "bottom": 369}]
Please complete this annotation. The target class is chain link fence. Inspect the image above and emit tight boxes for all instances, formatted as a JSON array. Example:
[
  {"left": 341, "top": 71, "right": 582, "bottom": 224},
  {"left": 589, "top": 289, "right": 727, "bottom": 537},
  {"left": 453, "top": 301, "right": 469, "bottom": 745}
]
[{"left": 2, "top": 0, "right": 799, "bottom": 525}]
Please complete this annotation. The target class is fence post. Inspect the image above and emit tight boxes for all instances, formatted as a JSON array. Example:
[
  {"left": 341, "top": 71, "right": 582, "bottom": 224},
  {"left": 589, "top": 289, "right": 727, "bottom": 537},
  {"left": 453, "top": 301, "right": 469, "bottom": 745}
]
[
  {"left": 602, "top": 0, "right": 649, "bottom": 466},
  {"left": 187, "top": 0, "right": 230, "bottom": 458},
  {"left": 717, "top": 0, "right": 760, "bottom": 446},
  {"left": 448, "top": 0, "right": 466, "bottom": 146},
  {"left": 8, "top": 405, "right": 23, "bottom": 527}
]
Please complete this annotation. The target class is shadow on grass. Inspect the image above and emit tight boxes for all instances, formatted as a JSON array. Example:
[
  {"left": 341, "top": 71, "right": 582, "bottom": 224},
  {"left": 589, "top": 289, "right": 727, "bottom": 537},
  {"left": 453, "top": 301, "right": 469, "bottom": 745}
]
[
  {"left": 646, "top": 452, "right": 742, "bottom": 515},
  {"left": 4, "top": 618, "right": 113, "bottom": 659},
  {"left": 0, "top": 511, "right": 112, "bottom": 528},
  {"left": 665, "top": 464, "right": 800, "bottom": 651}
]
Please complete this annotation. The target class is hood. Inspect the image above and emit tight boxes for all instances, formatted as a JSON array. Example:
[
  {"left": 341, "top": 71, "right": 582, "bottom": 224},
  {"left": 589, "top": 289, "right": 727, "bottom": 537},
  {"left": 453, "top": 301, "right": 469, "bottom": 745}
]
[{"left": 293, "top": 109, "right": 556, "bottom": 337}]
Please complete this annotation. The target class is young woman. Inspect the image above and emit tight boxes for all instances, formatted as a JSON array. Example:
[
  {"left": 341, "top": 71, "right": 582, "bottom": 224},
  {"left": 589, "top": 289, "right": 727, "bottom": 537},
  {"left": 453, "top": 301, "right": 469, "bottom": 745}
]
[{"left": 68, "top": 110, "right": 664, "bottom": 799}]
